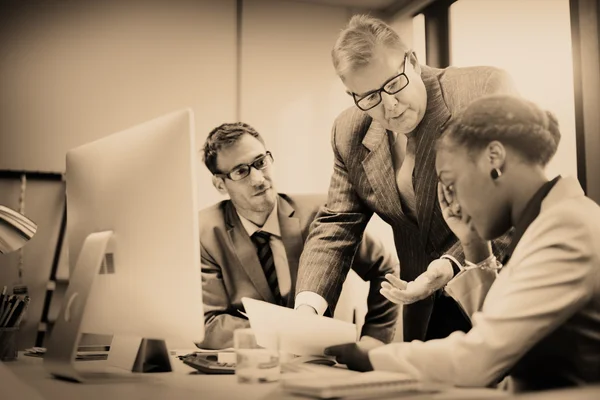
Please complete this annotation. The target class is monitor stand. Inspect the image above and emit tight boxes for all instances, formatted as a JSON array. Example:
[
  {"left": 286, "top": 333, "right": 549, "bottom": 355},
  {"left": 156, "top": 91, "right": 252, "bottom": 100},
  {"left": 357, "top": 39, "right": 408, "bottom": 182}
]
[{"left": 44, "top": 231, "right": 171, "bottom": 383}]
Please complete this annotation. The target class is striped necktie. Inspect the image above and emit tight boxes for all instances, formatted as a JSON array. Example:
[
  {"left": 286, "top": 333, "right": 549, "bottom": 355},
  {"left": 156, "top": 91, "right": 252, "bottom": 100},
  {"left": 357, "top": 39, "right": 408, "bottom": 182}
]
[{"left": 251, "top": 231, "right": 282, "bottom": 305}]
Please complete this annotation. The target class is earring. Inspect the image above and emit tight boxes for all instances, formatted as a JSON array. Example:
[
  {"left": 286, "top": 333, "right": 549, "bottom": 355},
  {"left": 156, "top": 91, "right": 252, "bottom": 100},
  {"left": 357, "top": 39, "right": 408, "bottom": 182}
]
[{"left": 490, "top": 168, "right": 502, "bottom": 180}]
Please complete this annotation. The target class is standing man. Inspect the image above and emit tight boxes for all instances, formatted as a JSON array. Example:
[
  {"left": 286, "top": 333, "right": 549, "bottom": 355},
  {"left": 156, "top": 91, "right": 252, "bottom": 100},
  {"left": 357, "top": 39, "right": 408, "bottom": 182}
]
[
  {"left": 196, "top": 122, "right": 399, "bottom": 349},
  {"left": 295, "top": 15, "right": 518, "bottom": 342}
]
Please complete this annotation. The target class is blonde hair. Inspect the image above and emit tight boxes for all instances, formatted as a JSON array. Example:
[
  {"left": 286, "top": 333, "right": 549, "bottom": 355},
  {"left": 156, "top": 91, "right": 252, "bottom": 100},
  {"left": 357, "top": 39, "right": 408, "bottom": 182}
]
[{"left": 332, "top": 14, "right": 408, "bottom": 80}]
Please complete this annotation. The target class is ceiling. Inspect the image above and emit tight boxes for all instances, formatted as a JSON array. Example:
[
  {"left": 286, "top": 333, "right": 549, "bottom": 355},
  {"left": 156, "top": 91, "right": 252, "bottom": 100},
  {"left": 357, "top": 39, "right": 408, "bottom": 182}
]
[
  {"left": 287, "top": 0, "right": 401, "bottom": 8},
  {"left": 282, "top": 0, "right": 430, "bottom": 17}
]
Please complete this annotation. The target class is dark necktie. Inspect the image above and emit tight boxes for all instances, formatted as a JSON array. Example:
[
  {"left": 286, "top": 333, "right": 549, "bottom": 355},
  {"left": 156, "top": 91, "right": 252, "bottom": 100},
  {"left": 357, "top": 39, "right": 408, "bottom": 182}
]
[{"left": 250, "top": 231, "right": 282, "bottom": 305}]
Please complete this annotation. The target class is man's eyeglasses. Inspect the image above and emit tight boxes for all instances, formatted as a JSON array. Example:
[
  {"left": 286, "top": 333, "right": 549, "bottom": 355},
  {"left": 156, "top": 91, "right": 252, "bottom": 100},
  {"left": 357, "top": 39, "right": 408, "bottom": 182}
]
[
  {"left": 215, "top": 151, "right": 274, "bottom": 181},
  {"left": 352, "top": 53, "right": 410, "bottom": 111}
]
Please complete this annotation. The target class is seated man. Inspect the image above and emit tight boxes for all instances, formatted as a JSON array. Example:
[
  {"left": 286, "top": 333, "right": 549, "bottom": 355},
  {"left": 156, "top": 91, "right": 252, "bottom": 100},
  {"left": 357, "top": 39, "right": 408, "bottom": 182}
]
[{"left": 196, "top": 122, "right": 400, "bottom": 349}]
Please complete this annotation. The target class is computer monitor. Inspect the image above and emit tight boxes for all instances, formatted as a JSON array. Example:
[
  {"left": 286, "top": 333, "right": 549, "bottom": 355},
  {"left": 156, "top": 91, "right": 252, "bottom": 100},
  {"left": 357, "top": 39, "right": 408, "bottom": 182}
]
[{"left": 44, "top": 109, "right": 204, "bottom": 381}]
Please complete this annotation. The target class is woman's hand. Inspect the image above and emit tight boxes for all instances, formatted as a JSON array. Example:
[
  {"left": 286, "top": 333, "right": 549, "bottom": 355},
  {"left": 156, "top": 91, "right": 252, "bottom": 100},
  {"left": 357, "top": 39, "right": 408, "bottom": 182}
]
[{"left": 437, "top": 182, "right": 480, "bottom": 245}]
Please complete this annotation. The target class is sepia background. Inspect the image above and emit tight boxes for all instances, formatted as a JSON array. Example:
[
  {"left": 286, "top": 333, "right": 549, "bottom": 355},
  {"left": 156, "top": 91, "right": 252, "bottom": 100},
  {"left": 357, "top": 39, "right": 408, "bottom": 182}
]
[{"left": 0, "top": 0, "right": 598, "bottom": 350}]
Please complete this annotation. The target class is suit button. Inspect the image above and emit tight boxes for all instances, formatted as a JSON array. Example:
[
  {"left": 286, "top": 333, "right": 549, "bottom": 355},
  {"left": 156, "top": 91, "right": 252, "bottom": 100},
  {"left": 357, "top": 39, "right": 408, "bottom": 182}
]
[{"left": 429, "top": 251, "right": 439, "bottom": 259}]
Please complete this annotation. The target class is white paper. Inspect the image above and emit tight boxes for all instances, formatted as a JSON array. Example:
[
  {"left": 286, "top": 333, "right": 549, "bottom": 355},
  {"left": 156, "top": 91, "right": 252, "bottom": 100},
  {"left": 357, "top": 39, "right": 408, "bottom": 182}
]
[
  {"left": 241, "top": 297, "right": 357, "bottom": 356},
  {"left": 106, "top": 335, "right": 144, "bottom": 371}
]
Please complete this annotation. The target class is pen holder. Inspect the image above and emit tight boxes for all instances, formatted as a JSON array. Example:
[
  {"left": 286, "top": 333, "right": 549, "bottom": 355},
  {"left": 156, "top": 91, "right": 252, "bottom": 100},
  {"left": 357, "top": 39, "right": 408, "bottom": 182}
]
[{"left": 0, "top": 327, "right": 19, "bottom": 361}]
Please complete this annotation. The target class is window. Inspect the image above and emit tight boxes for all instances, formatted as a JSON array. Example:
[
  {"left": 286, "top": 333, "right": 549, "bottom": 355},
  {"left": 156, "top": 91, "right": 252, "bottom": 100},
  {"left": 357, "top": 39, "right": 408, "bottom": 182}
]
[
  {"left": 412, "top": 13, "right": 427, "bottom": 65},
  {"left": 450, "top": 0, "right": 576, "bottom": 178}
]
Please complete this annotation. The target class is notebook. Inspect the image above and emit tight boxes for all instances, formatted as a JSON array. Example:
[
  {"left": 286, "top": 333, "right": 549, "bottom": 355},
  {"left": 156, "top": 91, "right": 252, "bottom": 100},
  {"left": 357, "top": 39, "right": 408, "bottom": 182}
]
[{"left": 282, "top": 371, "right": 433, "bottom": 399}]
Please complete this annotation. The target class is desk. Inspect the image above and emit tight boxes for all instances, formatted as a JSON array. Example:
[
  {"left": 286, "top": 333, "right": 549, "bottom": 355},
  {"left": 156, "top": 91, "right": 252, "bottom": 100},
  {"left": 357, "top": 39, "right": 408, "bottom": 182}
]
[
  {"left": 3, "top": 352, "right": 277, "bottom": 400},
  {"left": 3, "top": 352, "right": 599, "bottom": 400}
]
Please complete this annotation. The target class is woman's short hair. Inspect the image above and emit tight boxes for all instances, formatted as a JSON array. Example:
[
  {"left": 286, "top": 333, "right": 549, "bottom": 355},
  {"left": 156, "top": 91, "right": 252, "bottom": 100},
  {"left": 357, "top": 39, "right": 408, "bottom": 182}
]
[
  {"left": 202, "top": 122, "right": 265, "bottom": 175},
  {"left": 332, "top": 14, "right": 408, "bottom": 80},
  {"left": 437, "top": 94, "right": 561, "bottom": 167}
]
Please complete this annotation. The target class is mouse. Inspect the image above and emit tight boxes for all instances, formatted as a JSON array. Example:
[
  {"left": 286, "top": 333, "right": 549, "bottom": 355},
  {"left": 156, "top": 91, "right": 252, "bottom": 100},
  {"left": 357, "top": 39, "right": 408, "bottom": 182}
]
[{"left": 288, "top": 355, "right": 337, "bottom": 366}]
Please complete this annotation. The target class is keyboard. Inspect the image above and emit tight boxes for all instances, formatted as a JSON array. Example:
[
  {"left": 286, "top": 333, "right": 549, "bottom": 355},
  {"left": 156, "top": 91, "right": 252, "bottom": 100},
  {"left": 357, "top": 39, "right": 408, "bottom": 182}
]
[{"left": 179, "top": 352, "right": 235, "bottom": 375}]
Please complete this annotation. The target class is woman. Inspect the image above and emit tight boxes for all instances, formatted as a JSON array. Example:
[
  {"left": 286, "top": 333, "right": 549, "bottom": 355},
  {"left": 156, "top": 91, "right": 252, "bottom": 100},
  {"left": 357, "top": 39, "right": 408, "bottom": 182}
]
[{"left": 325, "top": 94, "right": 600, "bottom": 391}]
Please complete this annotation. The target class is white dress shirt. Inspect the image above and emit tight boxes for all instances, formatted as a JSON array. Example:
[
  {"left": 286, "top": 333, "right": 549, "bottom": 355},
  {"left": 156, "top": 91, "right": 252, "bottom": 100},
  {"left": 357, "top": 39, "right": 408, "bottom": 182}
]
[{"left": 238, "top": 203, "right": 291, "bottom": 297}]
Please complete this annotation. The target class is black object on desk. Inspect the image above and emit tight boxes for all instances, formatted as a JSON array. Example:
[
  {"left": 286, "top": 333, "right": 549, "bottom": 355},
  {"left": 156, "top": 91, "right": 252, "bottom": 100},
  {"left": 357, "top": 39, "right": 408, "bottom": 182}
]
[
  {"left": 179, "top": 352, "right": 235, "bottom": 375},
  {"left": 23, "top": 346, "right": 109, "bottom": 361}
]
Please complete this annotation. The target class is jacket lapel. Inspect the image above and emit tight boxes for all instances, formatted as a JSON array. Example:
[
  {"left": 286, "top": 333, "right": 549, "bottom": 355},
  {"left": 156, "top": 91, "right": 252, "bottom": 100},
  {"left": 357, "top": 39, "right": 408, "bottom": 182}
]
[
  {"left": 362, "top": 120, "right": 406, "bottom": 224},
  {"left": 413, "top": 67, "right": 452, "bottom": 246},
  {"left": 224, "top": 202, "right": 274, "bottom": 303},
  {"left": 277, "top": 195, "right": 303, "bottom": 307}
]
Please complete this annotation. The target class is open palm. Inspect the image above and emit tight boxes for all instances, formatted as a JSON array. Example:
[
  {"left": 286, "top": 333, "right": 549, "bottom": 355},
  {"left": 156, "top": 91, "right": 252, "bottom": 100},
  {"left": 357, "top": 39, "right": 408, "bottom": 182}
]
[{"left": 380, "top": 258, "right": 454, "bottom": 304}]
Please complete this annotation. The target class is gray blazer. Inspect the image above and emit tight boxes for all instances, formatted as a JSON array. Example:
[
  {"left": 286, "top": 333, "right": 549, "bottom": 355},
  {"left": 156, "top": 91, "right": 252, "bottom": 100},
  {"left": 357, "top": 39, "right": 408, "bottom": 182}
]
[
  {"left": 197, "top": 193, "right": 399, "bottom": 349},
  {"left": 296, "top": 65, "right": 518, "bottom": 341}
]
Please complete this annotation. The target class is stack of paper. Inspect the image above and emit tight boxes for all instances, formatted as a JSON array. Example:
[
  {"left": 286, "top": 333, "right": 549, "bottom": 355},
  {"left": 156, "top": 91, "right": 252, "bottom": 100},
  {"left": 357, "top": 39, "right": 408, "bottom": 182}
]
[
  {"left": 241, "top": 297, "right": 357, "bottom": 356},
  {"left": 0, "top": 205, "right": 37, "bottom": 254}
]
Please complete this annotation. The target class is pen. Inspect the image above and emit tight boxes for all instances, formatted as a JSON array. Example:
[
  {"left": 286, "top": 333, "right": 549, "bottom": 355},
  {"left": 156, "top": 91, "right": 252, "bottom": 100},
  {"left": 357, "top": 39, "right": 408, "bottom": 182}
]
[
  {"left": 4, "top": 298, "right": 23, "bottom": 327},
  {"left": 0, "top": 296, "right": 15, "bottom": 326},
  {"left": 13, "top": 296, "right": 30, "bottom": 327},
  {"left": 0, "top": 296, "right": 15, "bottom": 327}
]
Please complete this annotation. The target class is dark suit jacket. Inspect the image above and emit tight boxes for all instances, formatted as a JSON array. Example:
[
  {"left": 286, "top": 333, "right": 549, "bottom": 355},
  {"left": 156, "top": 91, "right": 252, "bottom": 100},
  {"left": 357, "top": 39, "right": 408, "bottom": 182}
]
[
  {"left": 296, "top": 65, "right": 518, "bottom": 342},
  {"left": 197, "top": 193, "right": 399, "bottom": 349}
]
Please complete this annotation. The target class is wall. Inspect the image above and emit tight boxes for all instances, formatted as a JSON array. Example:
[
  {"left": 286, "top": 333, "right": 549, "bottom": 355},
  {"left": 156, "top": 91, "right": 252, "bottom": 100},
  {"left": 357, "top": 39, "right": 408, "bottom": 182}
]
[
  {"left": 0, "top": 0, "right": 238, "bottom": 172},
  {"left": 0, "top": 0, "right": 238, "bottom": 212},
  {"left": 240, "top": 0, "right": 351, "bottom": 195},
  {"left": 450, "top": 0, "right": 577, "bottom": 179}
]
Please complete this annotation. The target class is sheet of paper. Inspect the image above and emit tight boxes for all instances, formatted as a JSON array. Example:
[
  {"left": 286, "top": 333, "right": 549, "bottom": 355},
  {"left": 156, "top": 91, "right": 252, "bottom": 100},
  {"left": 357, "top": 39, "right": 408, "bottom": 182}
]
[{"left": 241, "top": 297, "right": 357, "bottom": 356}]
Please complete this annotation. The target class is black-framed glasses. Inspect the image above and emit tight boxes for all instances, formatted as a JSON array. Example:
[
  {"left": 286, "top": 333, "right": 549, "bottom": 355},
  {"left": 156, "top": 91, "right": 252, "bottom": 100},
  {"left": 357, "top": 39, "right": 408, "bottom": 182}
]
[
  {"left": 352, "top": 53, "right": 410, "bottom": 111},
  {"left": 215, "top": 151, "right": 274, "bottom": 181}
]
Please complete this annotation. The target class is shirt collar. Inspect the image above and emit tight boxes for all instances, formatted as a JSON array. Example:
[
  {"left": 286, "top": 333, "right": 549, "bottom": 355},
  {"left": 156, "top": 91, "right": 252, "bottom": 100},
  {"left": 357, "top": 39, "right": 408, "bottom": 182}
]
[
  {"left": 501, "top": 176, "right": 561, "bottom": 264},
  {"left": 237, "top": 202, "right": 281, "bottom": 238}
]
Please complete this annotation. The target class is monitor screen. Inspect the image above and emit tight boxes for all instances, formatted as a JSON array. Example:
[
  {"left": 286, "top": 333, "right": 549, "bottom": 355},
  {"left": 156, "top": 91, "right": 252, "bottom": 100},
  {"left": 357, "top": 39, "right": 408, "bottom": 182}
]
[{"left": 64, "top": 108, "right": 204, "bottom": 349}]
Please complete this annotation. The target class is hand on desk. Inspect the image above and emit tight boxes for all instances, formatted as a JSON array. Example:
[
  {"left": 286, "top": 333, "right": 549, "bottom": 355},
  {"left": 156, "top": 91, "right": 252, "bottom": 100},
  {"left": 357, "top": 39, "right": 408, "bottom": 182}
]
[
  {"left": 324, "top": 336, "right": 384, "bottom": 372},
  {"left": 380, "top": 258, "right": 454, "bottom": 305}
]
